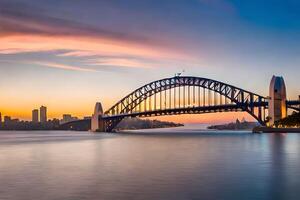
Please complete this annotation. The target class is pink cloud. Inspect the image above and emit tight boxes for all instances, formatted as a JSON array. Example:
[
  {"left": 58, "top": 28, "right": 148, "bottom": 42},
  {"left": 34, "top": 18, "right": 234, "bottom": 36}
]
[{"left": 33, "top": 61, "right": 98, "bottom": 72}]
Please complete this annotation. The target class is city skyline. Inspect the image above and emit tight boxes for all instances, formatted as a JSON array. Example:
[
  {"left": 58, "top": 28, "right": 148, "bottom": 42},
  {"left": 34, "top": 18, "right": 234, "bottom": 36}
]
[
  {"left": 1, "top": 0, "right": 300, "bottom": 123},
  {"left": 1, "top": 105, "right": 85, "bottom": 124}
]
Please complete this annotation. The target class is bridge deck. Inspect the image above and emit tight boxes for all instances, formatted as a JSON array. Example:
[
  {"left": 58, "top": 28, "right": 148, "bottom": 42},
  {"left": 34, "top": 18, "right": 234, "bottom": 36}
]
[
  {"left": 102, "top": 103, "right": 266, "bottom": 119},
  {"left": 287, "top": 100, "right": 300, "bottom": 105}
]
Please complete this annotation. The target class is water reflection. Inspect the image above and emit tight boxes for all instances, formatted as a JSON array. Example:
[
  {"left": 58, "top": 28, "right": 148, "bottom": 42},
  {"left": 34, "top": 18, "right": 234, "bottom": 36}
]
[
  {"left": 268, "top": 133, "right": 287, "bottom": 200},
  {"left": 0, "top": 131, "right": 300, "bottom": 200}
]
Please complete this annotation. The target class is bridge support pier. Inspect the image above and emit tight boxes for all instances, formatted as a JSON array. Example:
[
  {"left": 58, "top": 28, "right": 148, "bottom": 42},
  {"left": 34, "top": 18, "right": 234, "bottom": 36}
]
[
  {"left": 268, "top": 76, "right": 287, "bottom": 126},
  {"left": 91, "top": 102, "right": 105, "bottom": 132}
]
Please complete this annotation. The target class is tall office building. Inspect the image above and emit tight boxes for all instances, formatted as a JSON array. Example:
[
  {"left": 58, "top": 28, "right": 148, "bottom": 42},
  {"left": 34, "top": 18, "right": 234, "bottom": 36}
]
[
  {"left": 40, "top": 106, "right": 47, "bottom": 123},
  {"left": 0, "top": 112, "right": 2, "bottom": 124},
  {"left": 32, "top": 109, "right": 39, "bottom": 123}
]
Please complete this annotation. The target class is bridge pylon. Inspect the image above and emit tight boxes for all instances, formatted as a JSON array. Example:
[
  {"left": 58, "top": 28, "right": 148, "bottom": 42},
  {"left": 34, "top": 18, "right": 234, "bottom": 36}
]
[
  {"left": 91, "top": 102, "right": 104, "bottom": 132},
  {"left": 268, "top": 76, "right": 287, "bottom": 126}
]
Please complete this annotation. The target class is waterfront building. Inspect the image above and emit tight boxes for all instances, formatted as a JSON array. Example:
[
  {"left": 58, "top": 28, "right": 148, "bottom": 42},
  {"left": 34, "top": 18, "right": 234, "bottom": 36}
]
[
  {"left": 32, "top": 109, "right": 39, "bottom": 123},
  {"left": 4, "top": 116, "right": 11, "bottom": 125},
  {"left": 40, "top": 106, "right": 47, "bottom": 123},
  {"left": 60, "top": 114, "right": 78, "bottom": 124},
  {"left": 4, "top": 116, "right": 11, "bottom": 122}
]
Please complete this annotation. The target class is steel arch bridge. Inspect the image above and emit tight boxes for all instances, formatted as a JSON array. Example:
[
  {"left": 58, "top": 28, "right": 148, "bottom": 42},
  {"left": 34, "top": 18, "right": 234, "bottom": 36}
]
[{"left": 100, "top": 76, "right": 271, "bottom": 132}]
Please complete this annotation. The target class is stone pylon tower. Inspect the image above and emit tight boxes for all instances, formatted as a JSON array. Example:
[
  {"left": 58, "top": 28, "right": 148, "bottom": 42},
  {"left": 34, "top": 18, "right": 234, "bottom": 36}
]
[
  {"left": 268, "top": 76, "right": 287, "bottom": 126},
  {"left": 91, "top": 102, "right": 104, "bottom": 132}
]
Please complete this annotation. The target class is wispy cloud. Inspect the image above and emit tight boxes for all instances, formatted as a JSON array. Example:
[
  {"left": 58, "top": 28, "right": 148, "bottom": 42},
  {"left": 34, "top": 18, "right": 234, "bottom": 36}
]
[
  {"left": 0, "top": 0, "right": 191, "bottom": 71},
  {"left": 0, "top": 1, "right": 153, "bottom": 45},
  {"left": 57, "top": 51, "right": 101, "bottom": 58},
  {"left": 34, "top": 61, "right": 98, "bottom": 72},
  {"left": 86, "top": 58, "right": 155, "bottom": 68},
  {"left": 0, "top": 34, "right": 180, "bottom": 59}
]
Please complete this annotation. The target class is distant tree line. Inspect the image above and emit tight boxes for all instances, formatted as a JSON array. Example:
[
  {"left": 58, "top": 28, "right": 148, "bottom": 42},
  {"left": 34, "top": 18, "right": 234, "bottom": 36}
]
[
  {"left": 116, "top": 118, "right": 184, "bottom": 130},
  {"left": 207, "top": 119, "right": 258, "bottom": 130}
]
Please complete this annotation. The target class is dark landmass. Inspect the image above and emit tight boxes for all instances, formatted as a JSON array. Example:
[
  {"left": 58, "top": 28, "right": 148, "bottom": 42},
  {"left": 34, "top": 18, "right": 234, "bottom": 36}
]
[
  {"left": 115, "top": 118, "right": 184, "bottom": 130},
  {"left": 0, "top": 118, "right": 183, "bottom": 131},
  {"left": 0, "top": 119, "right": 61, "bottom": 131},
  {"left": 207, "top": 119, "right": 259, "bottom": 130},
  {"left": 252, "top": 126, "right": 300, "bottom": 133}
]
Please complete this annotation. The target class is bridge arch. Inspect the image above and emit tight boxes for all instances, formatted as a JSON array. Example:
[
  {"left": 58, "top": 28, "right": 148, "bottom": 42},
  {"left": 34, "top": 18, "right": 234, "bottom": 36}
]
[{"left": 101, "top": 76, "right": 268, "bottom": 132}]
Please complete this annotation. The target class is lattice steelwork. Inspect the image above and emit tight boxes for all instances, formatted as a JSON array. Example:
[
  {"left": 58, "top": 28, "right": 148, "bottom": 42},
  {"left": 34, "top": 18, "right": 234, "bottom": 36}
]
[
  {"left": 287, "top": 100, "right": 300, "bottom": 112},
  {"left": 102, "top": 76, "right": 268, "bottom": 132}
]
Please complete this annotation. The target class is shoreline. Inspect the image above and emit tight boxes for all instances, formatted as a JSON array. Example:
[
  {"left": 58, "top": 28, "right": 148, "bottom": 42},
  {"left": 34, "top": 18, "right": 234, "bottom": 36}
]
[{"left": 252, "top": 127, "right": 300, "bottom": 133}]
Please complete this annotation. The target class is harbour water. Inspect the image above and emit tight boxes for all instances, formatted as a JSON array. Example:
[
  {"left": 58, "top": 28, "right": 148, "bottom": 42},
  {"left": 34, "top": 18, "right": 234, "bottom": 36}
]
[{"left": 1, "top": 128, "right": 300, "bottom": 200}]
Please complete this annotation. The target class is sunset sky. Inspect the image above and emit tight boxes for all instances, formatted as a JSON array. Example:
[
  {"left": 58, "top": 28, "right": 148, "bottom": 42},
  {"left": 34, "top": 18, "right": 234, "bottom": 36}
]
[{"left": 1, "top": 0, "right": 300, "bottom": 123}]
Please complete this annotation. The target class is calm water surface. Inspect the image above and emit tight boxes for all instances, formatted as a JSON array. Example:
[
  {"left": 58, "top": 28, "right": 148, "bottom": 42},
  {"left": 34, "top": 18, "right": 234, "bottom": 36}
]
[{"left": 0, "top": 128, "right": 300, "bottom": 200}]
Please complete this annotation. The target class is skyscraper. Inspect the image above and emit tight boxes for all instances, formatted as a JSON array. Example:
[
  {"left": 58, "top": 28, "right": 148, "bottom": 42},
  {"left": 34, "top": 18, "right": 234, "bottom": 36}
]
[
  {"left": 32, "top": 109, "right": 39, "bottom": 123},
  {"left": 0, "top": 112, "right": 2, "bottom": 124},
  {"left": 40, "top": 106, "right": 47, "bottom": 123}
]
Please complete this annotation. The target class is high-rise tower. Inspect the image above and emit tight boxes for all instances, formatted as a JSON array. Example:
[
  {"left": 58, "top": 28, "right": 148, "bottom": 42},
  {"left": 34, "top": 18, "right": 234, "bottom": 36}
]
[
  {"left": 268, "top": 76, "right": 287, "bottom": 126},
  {"left": 40, "top": 106, "right": 47, "bottom": 123},
  {"left": 32, "top": 109, "right": 39, "bottom": 123}
]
